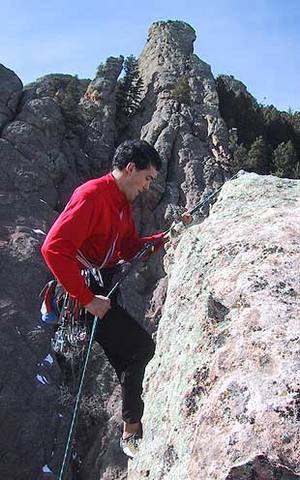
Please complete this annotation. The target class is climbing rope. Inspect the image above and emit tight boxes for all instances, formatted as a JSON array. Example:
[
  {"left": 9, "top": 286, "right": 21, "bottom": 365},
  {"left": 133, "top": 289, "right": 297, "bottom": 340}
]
[{"left": 164, "top": 170, "right": 245, "bottom": 235}]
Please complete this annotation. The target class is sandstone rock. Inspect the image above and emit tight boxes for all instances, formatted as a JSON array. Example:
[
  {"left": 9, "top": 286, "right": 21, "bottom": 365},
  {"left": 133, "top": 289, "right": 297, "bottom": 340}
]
[{"left": 129, "top": 173, "right": 300, "bottom": 480}]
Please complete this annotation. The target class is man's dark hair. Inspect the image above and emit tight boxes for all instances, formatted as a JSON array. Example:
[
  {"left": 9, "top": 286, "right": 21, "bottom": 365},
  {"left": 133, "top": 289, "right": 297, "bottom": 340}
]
[{"left": 112, "top": 140, "right": 162, "bottom": 171}]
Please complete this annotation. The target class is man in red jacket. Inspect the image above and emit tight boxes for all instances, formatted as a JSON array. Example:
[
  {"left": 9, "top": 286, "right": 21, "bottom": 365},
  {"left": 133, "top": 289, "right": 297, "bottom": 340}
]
[{"left": 41, "top": 139, "right": 168, "bottom": 458}]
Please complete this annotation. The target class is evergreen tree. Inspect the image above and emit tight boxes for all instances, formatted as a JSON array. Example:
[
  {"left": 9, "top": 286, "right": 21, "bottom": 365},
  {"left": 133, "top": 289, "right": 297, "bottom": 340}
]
[
  {"left": 216, "top": 77, "right": 264, "bottom": 147},
  {"left": 115, "top": 55, "right": 143, "bottom": 117},
  {"left": 171, "top": 75, "right": 191, "bottom": 105},
  {"left": 231, "top": 143, "right": 248, "bottom": 173},
  {"left": 245, "top": 136, "right": 269, "bottom": 174},
  {"left": 273, "top": 140, "right": 298, "bottom": 178},
  {"left": 228, "top": 129, "right": 248, "bottom": 173},
  {"left": 263, "top": 106, "right": 295, "bottom": 149}
]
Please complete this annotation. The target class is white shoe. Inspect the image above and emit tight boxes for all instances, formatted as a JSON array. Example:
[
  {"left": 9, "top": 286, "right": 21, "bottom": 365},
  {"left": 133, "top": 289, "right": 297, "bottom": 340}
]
[{"left": 120, "top": 433, "right": 141, "bottom": 459}]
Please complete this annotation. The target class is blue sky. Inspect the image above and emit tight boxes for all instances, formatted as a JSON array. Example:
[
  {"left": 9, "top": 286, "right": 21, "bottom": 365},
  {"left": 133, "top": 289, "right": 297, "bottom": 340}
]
[{"left": 1, "top": 0, "right": 299, "bottom": 112}]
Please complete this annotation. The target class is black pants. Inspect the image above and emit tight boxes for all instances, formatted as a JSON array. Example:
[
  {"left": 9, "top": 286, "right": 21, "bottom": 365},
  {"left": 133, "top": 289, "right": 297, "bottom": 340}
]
[{"left": 88, "top": 269, "right": 155, "bottom": 424}]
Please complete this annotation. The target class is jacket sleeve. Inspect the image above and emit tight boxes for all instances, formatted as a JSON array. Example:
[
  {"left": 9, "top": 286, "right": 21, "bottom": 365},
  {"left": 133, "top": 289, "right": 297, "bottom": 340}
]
[
  {"left": 41, "top": 193, "right": 100, "bottom": 306},
  {"left": 119, "top": 214, "right": 167, "bottom": 261}
]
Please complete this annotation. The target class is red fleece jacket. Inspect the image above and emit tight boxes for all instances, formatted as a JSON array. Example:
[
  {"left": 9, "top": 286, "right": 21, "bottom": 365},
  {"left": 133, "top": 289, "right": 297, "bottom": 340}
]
[{"left": 41, "top": 173, "right": 165, "bottom": 306}]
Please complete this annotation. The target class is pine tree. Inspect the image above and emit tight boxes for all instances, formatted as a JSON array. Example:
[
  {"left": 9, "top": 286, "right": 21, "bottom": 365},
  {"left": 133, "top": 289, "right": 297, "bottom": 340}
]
[
  {"left": 245, "top": 136, "right": 269, "bottom": 174},
  {"left": 231, "top": 144, "right": 248, "bottom": 173},
  {"left": 273, "top": 140, "right": 298, "bottom": 178},
  {"left": 263, "top": 107, "right": 295, "bottom": 149},
  {"left": 216, "top": 77, "right": 264, "bottom": 147},
  {"left": 171, "top": 75, "right": 191, "bottom": 105},
  {"left": 115, "top": 55, "right": 143, "bottom": 117}
]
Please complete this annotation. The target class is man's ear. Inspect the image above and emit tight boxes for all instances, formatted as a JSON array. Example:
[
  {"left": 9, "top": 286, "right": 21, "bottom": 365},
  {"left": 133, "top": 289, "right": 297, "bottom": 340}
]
[{"left": 125, "top": 162, "right": 136, "bottom": 175}]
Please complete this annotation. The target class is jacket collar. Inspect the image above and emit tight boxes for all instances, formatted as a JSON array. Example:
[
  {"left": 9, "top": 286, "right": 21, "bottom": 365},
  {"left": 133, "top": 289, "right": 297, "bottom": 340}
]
[{"left": 105, "top": 172, "right": 131, "bottom": 210}]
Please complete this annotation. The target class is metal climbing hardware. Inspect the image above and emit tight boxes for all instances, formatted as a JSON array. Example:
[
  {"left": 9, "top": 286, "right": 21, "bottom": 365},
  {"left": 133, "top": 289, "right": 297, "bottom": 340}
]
[
  {"left": 51, "top": 292, "right": 89, "bottom": 356},
  {"left": 40, "top": 271, "right": 91, "bottom": 357}
]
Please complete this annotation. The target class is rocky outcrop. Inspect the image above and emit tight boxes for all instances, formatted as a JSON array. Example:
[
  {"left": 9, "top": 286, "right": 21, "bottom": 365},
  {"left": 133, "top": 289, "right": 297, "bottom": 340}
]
[
  {"left": 217, "top": 74, "right": 258, "bottom": 107},
  {"left": 137, "top": 21, "right": 230, "bottom": 207},
  {"left": 0, "top": 58, "right": 124, "bottom": 480},
  {"left": 0, "top": 64, "right": 23, "bottom": 131},
  {"left": 82, "top": 56, "right": 124, "bottom": 176},
  {"left": 121, "top": 20, "right": 231, "bottom": 323},
  {"left": 5, "top": 18, "right": 296, "bottom": 480},
  {"left": 129, "top": 173, "right": 300, "bottom": 480}
]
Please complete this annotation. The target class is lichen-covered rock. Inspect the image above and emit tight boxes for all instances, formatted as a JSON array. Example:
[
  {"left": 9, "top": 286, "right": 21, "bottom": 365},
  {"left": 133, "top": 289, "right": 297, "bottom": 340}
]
[{"left": 129, "top": 173, "right": 300, "bottom": 480}]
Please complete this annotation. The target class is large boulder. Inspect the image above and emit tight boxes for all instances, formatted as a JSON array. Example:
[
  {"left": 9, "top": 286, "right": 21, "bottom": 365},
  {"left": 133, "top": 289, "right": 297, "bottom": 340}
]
[{"left": 129, "top": 173, "right": 300, "bottom": 480}]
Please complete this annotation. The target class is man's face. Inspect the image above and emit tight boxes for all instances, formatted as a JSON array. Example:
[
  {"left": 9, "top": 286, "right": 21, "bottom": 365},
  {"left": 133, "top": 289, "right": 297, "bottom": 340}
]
[{"left": 125, "top": 163, "right": 158, "bottom": 202}]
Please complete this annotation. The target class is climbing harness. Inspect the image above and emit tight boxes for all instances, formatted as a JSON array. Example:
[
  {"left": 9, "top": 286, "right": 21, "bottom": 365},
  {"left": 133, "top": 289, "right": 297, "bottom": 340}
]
[{"left": 40, "top": 239, "right": 120, "bottom": 357}]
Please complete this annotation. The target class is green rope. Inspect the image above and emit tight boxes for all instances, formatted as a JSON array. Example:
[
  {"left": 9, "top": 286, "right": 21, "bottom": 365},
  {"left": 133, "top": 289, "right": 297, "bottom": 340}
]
[
  {"left": 58, "top": 315, "right": 98, "bottom": 480},
  {"left": 188, "top": 170, "right": 243, "bottom": 215}
]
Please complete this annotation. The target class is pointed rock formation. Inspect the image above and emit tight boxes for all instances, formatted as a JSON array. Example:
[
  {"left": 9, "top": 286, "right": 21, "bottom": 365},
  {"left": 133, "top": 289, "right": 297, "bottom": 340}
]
[
  {"left": 135, "top": 20, "right": 230, "bottom": 210},
  {"left": 120, "top": 20, "right": 232, "bottom": 324}
]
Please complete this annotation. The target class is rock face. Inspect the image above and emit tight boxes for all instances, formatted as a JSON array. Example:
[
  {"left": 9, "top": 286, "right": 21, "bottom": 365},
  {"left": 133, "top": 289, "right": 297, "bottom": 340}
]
[
  {"left": 0, "top": 64, "right": 23, "bottom": 130},
  {"left": 121, "top": 20, "right": 231, "bottom": 324},
  {"left": 0, "top": 59, "right": 123, "bottom": 480},
  {"left": 136, "top": 20, "right": 230, "bottom": 211},
  {"left": 3, "top": 18, "right": 297, "bottom": 480},
  {"left": 129, "top": 173, "right": 300, "bottom": 480},
  {"left": 81, "top": 56, "right": 123, "bottom": 176}
]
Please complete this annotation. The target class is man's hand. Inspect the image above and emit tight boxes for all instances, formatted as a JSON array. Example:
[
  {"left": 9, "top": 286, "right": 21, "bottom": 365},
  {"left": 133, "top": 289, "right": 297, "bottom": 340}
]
[
  {"left": 85, "top": 295, "right": 111, "bottom": 318},
  {"left": 180, "top": 212, "right": 193, "bottom": 225}
]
